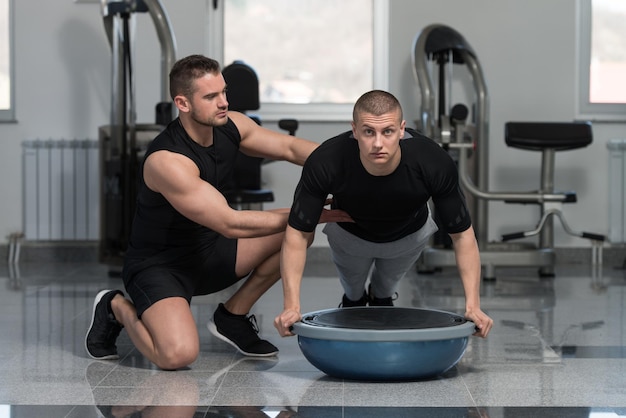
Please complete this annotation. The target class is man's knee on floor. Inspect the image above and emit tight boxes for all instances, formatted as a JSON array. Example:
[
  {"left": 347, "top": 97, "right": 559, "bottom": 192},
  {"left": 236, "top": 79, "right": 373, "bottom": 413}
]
[{"left": 155, "top": 340, "right": 199, "bottom": 370}]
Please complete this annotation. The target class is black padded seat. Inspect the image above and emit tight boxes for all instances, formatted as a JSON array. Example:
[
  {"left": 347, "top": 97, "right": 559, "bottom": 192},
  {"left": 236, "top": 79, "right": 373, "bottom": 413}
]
[{"left": 505, "top": 122, "right": 592, "bottom": 151}]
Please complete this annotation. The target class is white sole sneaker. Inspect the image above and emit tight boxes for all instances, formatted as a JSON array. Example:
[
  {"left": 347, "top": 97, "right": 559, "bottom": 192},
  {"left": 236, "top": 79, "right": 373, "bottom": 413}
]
[{"left": 207, "top": 319, "right": 278, "bottom": 358}]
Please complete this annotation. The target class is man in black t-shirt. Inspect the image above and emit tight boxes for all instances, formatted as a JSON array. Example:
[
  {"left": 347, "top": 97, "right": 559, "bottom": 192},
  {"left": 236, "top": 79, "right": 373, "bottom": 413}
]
[
  {"left": 274, "top": 90, "right": 493, "bottom": 339},
  {"left": 85, "top": 55, "right": 351, "bottom": 369}
]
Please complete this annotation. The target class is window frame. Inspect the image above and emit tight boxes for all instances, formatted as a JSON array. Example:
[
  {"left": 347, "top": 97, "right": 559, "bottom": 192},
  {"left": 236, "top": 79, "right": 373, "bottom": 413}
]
[
  {"left": 206, "top": 0, "right": 389, "bottom": 122},
  {"left": 576, "top": 0, "right": 626, "bottom": 120},
  {"left": 0, "top": 0, "right": 15, "bottom": 122}
]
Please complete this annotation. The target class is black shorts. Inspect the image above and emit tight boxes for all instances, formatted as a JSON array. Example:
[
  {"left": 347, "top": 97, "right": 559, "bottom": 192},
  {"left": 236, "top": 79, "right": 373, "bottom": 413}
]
[{"left": 123, "top": 236, "right": 241, "bottom": 318}]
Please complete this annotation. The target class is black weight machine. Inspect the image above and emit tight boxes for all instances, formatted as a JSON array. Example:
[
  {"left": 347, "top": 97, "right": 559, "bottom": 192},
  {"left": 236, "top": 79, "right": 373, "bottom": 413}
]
[{"left": 99, "top": 0, "right": 176, "bottom": 268}]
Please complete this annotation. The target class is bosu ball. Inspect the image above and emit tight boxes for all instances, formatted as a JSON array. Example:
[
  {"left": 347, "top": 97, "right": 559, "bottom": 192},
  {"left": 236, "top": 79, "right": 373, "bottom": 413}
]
[{"left": 291, "top": 307, "right": 475, "bottom": 381}]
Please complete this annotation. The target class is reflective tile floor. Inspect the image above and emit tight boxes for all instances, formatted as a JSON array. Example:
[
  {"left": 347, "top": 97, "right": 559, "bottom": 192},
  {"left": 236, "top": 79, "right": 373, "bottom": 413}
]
[{"left": 0, "top": 255, "right": 625, "bottom": 417}]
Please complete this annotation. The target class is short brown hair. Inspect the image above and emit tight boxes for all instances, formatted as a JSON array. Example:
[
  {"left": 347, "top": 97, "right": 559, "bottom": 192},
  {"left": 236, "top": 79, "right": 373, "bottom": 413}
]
[
  {"left": 353, "top": 90, "right": 403, "bottom": 122},
  {"left": 169, "top": 55, "right": 221, "bottom": 100}
]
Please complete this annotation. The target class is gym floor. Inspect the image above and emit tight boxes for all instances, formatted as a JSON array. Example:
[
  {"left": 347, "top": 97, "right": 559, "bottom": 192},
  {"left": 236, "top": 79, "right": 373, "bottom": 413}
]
[{"left": 0, "top": 252, "right": 624, "bottom": 417}]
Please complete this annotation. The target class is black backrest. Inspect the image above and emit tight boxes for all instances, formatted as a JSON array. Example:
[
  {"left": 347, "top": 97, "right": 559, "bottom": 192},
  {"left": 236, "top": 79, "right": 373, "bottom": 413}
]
[
  {"left": 222, "top": 60, "right": 260, "bottom": 112},
  {"left": 222, "top": 61, "right": 263, "bottom": 191}
]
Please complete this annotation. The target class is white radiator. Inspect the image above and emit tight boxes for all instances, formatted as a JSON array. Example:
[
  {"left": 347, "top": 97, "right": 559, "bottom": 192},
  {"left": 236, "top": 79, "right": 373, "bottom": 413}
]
[
  {"left": 22, "top": 139, "right": 99, "bottom": 241},
  {"left": 608, "top": 139, "right": 626, "bottom": 244}
]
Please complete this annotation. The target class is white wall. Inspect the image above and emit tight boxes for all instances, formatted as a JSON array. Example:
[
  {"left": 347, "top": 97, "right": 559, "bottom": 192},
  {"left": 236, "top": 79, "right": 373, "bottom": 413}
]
[
  {"left": 1, "top": 0, "right": 208, "bottom": 242},
  {"left": 0, "top": 0, "right": 623, "bottom": 249}
]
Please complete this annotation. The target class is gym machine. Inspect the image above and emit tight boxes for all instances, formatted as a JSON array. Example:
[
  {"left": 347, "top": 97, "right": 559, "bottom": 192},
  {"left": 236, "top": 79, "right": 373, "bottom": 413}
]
[
  {"left": 99, "top": 0, "right": 177, "bottom": 268},
  {"left": 412, "top": 24, "right": 604, "bottom": 280}
]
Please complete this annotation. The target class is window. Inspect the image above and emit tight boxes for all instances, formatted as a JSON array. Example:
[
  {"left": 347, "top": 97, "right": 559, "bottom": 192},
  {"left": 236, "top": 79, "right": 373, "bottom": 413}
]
[
  {"left": 578, "top": 0, "right": 626, "bottom": 118},
  {"left": 0, "top": 0, "right": 14, "bottom": 122},
  {"left": 208, "top": 0, "right": 389, "bottom": 121}
]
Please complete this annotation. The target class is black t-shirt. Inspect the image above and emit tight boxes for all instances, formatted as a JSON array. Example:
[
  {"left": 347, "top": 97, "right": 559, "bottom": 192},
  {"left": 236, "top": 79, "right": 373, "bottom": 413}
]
[
  {"left": 288, "top": 128, "right": 471, "bottom": 243},
  {"left": 123, "top": 117, "right": 241, "bottom": 277}
]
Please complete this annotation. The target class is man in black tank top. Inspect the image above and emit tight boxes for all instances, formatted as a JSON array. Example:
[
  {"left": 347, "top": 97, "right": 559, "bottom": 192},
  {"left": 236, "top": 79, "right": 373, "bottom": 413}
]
[
  {"left": 274, "top": 90, "right": 493, "bottom": 339},
  {"left": 85, "top": 55, "right": 351, "bottom": 369}
]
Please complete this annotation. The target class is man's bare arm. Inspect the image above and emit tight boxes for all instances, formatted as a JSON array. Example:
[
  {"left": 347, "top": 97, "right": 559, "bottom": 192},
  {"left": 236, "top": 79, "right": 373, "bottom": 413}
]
[{"left": 144, "top": 150, "right": 290, "bottom": 238}]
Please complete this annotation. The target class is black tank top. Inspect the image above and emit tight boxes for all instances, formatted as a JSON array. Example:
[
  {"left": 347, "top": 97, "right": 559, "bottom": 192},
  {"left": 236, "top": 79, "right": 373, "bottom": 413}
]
[{"left": 123, "top": 117, "right": 241, "bottom": 278}]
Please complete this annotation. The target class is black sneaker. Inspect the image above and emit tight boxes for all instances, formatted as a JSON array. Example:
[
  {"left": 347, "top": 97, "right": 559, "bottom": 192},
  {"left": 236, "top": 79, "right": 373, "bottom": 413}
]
[
  {"left": 85, "top": 289, "right": 124, "bottom": 360},
  {"left": 368, "top": 284, "right": 397, "bottom": 306},
  {"left": 338, "top": 290, "right": 368, "bottom": 308},
  {"left": 208, "top": 303, "right": 278, "bottom": 357}
]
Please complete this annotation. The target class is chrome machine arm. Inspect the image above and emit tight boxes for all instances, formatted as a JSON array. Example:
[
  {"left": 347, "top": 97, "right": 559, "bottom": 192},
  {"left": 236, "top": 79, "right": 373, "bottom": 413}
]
[{"left": 411, "top": 23, "right": 490, "bottom": 244}]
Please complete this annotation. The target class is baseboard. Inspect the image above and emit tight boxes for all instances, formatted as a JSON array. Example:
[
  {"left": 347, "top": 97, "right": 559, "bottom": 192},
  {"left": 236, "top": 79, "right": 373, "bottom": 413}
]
[
  {"left": 1, "top": 240, "right": 99, "bottom": 263},
  {"left": 0, "top": 241, "right": 624, "bottom": 268}
]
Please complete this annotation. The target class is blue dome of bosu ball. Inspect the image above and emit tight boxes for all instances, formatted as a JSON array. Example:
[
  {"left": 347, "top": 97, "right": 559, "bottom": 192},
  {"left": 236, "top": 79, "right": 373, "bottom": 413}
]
[{"left": 291, "top": 306, "right": 475, "bottom": 381}]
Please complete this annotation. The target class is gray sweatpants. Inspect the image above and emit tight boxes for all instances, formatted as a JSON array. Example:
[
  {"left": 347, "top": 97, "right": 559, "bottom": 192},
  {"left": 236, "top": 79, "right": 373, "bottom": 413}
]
[{"left": 322, "top": 214, "right": 439, "bottom": 301}]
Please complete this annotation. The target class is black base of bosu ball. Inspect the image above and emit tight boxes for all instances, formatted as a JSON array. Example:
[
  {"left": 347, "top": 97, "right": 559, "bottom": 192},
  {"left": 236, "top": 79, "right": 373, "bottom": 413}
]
[{"left": 291, "top": 307, "right": 475, "bottom": 381}]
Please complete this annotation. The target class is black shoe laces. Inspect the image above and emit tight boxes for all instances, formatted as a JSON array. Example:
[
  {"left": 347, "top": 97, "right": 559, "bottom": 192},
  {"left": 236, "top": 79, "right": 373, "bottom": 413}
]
[{"left": 247, "top": 314, "right": 259, "bottom": 334}]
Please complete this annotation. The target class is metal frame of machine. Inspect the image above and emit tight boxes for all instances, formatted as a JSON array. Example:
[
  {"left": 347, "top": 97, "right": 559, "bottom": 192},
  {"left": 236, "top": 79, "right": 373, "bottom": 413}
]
[
  {"left": 99, "top": 0, "right": 177, "bottom": 268},
  {"left": 411, "top": 24, "right": 603, "bottom": 280}
]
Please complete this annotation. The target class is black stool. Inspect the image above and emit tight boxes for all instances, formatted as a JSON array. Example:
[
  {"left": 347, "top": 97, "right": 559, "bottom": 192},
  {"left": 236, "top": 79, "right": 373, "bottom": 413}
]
[{"left": 502, "top": 122, "right": 605, "bottom": 275}]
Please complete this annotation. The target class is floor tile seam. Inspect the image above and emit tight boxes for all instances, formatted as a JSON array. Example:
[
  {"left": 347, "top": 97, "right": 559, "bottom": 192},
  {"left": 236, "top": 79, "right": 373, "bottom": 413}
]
[
  {"left": 64, "top": 405, "right": 79, "bottom": 418},
  {"left": 206, "top": 357, "right": 232, "bottom": 407},
  {"left": 215, "top": 384, "right": 342, "bottom": 389},
  {"left": 85, "top": 363, "right": 120, "bottom": 391},
  {"left": 71, "top": 391, "right": 103, "bottom": 408},
  {"left": 459, "top": 374, "right": 481, "bottom": 410}
]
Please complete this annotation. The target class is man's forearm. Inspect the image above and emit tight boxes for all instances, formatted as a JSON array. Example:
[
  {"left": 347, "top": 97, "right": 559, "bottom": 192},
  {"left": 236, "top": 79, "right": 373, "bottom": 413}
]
[
  {"left": 288, "top": 137, "right": 319, "bottom": 166},
  {"left": 220, "top": 209, "right": 291, "bottom": 239},
  {"left": 280, "top": 228, "right": 312, "bottom": 311},
  {"left": 451, "top": 227, "right": 482, "bottom": 309}
]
